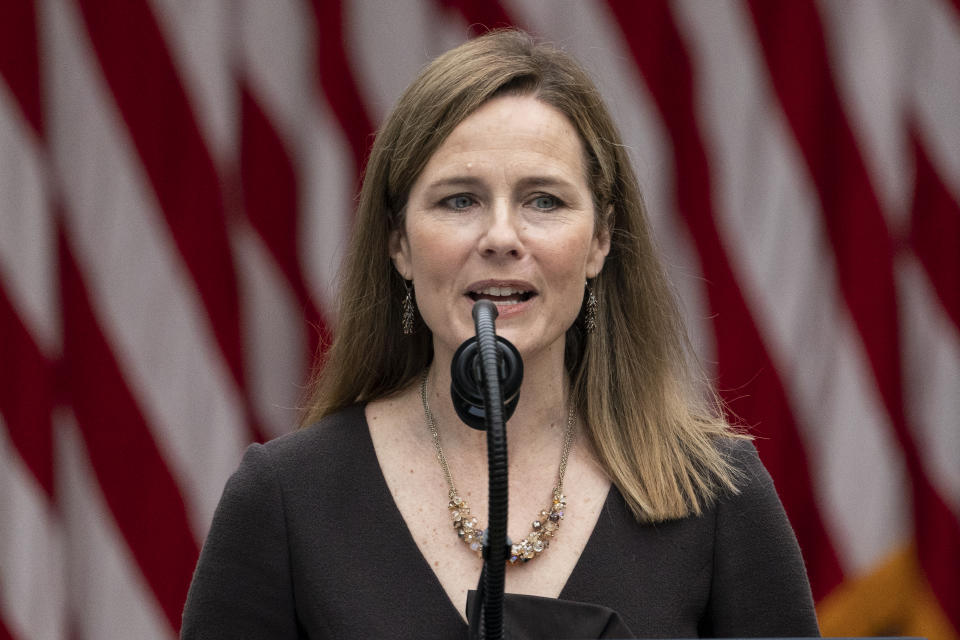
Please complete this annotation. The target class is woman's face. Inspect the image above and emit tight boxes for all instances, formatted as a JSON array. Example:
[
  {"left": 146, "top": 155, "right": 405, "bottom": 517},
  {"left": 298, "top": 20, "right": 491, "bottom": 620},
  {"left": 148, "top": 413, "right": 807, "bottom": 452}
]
[{"left": 391, "top": 95, "right": 610, "bottom": 364}]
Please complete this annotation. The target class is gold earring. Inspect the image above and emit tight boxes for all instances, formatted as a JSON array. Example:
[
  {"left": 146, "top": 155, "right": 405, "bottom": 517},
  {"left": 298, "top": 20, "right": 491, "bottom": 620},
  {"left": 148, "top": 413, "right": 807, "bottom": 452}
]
[{"left": 402, "top": 282, "right": 415, "bottom": 335}]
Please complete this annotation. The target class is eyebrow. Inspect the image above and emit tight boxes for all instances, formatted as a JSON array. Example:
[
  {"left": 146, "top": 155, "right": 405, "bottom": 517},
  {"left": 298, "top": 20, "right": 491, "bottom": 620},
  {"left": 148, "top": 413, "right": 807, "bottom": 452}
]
[
  {"left": 514, "top": 176, "right": 576, "bottom": 191},
  {"left": 423, "top": 176, "right": 485, "bottom": 191},
  {"left": 424, "top": 175, "right": 577, "bottom": 192}
]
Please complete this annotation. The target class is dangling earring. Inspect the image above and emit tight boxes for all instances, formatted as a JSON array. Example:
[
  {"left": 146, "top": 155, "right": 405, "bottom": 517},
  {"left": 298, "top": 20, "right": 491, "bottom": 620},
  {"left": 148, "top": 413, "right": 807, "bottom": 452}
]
[
  {"left": 584, "top": 280, "right": 598, "bottom": 334},
  {"left": 402, "top": 281, "right": 415, "bottom": 335}
]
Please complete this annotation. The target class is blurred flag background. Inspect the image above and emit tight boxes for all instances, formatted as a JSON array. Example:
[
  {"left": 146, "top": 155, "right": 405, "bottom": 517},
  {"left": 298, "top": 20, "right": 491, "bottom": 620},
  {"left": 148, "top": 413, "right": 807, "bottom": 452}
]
[{"left": 1, "top": 1, "right": 958, "bottom": 638}]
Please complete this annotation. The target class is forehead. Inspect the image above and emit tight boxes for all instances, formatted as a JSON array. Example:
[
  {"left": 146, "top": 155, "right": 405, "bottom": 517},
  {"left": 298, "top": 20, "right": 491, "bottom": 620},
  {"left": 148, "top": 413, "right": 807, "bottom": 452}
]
[{"left": 417, "top": 95, "right": 589, "bottom": 184}]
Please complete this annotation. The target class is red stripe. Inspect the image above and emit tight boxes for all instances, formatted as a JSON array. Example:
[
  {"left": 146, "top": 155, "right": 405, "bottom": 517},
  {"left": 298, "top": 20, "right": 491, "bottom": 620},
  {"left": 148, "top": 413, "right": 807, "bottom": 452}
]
[
  {"left": 745, "top": 1, "right": 901, "bottom": 405},
  {"left": 59, "top": 227, "right": 198, "bottom": 632},
  {"left": 0, "top": 0, "right": 42, "bottom": 136},
  {"left": 747, "top": 1, "right": 960, "bottom": 629},
  {"left": 605, "top": 0, "right": 844, "bottom": 601},
  {"left": 0, "top": 616, "right": 14, "bottom": 640},
  {"left": 0, "top": 0, "right": 54, "bottom": 498},
  {"left": 309, "top": 0, "right": 375, "bottom": 182},
  {"left": 239, "top": 86, "right": 331, "bottom": 364},
  {"left": 916, "top": 476, "right": 960, "bottom": 628},
  {"left": 909, "top": 128, "right": 960, "bottom": 333},
  {"left": 70, "top": 0, "right": 265, "bottom": 442},
  {"left": 0, "top": 283, "right": 55, "bottom": 496}
]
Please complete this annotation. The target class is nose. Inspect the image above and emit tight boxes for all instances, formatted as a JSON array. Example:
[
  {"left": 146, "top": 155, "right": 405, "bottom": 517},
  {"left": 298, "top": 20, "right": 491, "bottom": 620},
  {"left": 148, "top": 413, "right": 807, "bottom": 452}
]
[{"left": 477, "top": 198, "right": 524, "bottom": 259}]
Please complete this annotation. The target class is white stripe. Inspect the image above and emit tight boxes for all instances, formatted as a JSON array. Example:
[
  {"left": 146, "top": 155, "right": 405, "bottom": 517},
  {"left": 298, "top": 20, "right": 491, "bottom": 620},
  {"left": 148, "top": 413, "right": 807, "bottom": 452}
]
[
  {"left": 0, "top": 418, "right": 67, "bottom": 640},
  {"left": 239, "top": 0, "right": 336, "bottom": 308},
  {"left": 55, "top": 413, "right": 171, "bottom": 640},
  {"left": 146, "top": 0, "right": 237, "bottom": 166},
  {"left": 0, "top": 83, "right": 57, "bottom": 355},
  {"left": 816, "top": 0, "right": 914, "bottom": 221},
  {"left": 346, "top": 0, "right": 467, "bottom": 124},
  {"left": 819, "top": 0, "right": 960, "bottom": 258},
  {"left": 674, "top": 0, "right": 911, "bottom": 574},
  {"left": 902, "top": 0, "right": 960, "bottom": 516},
  {"left": 298, "top": 105, "right": 356, "bottom": 315},
  {"left": 233, "top": 221, "right": 308, "bottom": 438},
  {"left": 237, "top": 0, "right": 316, "bottom": 146},
  {"left": 40, "top": 0, "right": 247, "bottom": 541},
  {"left": 910, "top": 0, "right": 960, "bottom": 199},
  {"left": 151, "top": 0, "right": 316, "bottom": 439},
  {"left": 505, "top": 0, "right": 716, "bottom": 366},
  {"left": 899, "top": 257, "right": 960, "bottom": 517},
  {"left": 239, "top": 0, "right": 352, "bottom": 316}
]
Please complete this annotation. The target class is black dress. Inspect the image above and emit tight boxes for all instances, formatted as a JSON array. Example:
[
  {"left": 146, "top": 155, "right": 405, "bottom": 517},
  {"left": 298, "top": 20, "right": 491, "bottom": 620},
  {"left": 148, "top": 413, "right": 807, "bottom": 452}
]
[{"left": 181, "top": 404, "right": 820, "bottom": 638}]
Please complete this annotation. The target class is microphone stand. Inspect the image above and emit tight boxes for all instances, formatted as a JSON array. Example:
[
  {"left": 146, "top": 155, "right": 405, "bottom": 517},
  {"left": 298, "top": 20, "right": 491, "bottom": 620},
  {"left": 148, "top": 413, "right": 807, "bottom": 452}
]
[
  {"left": 473, "top": 300, "right": 508, "bottom": 640},
  {"left": 450, "top": 300, "right": 522, "bottom": 640}
]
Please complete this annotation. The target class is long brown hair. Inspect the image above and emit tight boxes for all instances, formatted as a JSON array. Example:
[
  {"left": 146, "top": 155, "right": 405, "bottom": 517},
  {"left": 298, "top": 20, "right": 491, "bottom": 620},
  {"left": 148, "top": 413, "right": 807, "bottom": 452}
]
[{"left": 301, "top": 29, "right": 745, "bottom": 521}]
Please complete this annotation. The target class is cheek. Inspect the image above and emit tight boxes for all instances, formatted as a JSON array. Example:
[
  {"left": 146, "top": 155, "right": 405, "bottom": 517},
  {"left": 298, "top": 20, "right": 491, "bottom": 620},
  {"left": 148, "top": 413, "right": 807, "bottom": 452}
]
[
  {"left": 406, "top": 230, "right": 465, "bottom": 287},
  {"left": 548, "top": 236, "right": 595, "bottom": 282},
  {"left": 412, "top": 244, "right": 453, "bottom": 278}
]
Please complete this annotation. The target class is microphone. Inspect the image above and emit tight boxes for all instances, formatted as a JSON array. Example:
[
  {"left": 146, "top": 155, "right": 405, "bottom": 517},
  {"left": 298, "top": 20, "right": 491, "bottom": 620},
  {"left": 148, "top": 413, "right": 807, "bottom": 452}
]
[{"left": 450, "top": 300, "right": 523, "bottom": 430}]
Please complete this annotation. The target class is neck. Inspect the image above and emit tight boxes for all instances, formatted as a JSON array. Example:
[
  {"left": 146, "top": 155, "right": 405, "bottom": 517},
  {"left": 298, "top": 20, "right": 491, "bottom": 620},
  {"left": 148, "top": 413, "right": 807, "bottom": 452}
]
[{"left": 423, "top": 340, "right": 572, "bottom": 453}]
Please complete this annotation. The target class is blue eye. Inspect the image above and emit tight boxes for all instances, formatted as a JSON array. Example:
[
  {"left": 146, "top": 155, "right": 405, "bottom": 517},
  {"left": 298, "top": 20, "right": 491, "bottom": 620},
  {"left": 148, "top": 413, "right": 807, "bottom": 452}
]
[
  {"left": 531, "top": 195, "right": 558, "bottom": 210},
  {"left": 444, "top": 195, "right": 475, "bottom": 210}
]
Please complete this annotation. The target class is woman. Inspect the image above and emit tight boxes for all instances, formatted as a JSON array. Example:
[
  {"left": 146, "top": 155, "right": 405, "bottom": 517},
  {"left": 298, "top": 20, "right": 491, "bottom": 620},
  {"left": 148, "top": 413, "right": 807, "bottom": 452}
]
[{"left": 181, "top": 29, "right": 819, "bottom": 638}]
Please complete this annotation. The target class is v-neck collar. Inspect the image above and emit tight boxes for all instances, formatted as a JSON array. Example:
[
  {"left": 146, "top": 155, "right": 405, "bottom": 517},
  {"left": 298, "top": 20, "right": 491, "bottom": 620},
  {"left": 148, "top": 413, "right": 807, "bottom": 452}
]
[{"left": 354, "top": 403, "right": 615, "bottom": 630}]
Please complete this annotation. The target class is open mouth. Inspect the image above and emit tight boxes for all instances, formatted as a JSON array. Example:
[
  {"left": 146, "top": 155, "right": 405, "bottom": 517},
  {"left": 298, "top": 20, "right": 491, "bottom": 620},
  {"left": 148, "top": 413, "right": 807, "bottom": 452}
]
[{"left": 467, "top": 286, "right": 536, "bottom": 306}]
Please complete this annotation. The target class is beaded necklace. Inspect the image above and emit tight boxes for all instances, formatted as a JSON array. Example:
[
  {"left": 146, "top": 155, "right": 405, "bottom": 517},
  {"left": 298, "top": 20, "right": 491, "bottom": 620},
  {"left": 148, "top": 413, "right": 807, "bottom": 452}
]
[{"left": 419, "top": 371, "right": 575, "bottom": 564}]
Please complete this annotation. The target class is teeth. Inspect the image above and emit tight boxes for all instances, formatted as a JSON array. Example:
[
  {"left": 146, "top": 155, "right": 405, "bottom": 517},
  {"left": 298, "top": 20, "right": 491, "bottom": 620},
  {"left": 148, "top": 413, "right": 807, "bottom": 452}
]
[{"left": 474, "top": 286, "right": 526, "bottom": 296}]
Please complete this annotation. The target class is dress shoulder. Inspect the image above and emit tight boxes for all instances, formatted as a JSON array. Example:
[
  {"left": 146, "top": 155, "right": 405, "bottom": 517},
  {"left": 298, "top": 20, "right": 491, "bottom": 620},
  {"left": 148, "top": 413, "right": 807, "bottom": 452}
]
[
  {"left": 704, "top": 438, "right": 821, "bottom": 636},
  {"left": 257, "top": 404, "right": 369, "bottom": 469},
  {"left": 181, "top": 439, "right": 300, "bottom": 638},
  {"left": 181, "top": 405, "right": 370, "bottom": 639}
]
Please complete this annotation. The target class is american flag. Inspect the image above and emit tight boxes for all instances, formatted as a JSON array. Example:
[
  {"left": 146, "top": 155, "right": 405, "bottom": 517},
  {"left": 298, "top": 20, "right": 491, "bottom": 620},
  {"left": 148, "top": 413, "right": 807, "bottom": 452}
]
[{"left": 1, "top": 1, "right": 958, "bottom": 638}]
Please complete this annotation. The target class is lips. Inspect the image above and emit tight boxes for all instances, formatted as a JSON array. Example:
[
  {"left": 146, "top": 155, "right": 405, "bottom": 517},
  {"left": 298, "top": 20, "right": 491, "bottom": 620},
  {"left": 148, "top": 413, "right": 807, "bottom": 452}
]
[{"left": 466, "top": 282, "right": 537, "bottom": 306}]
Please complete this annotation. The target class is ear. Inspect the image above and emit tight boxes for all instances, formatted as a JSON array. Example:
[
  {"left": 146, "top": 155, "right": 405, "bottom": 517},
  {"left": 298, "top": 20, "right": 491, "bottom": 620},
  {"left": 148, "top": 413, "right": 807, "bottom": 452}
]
[
  {"left": 586, "top": 207, "right": 612, "bottom": 279},
  {"left": 389, "top": 226, "right": 413, "bottom": 280}
]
